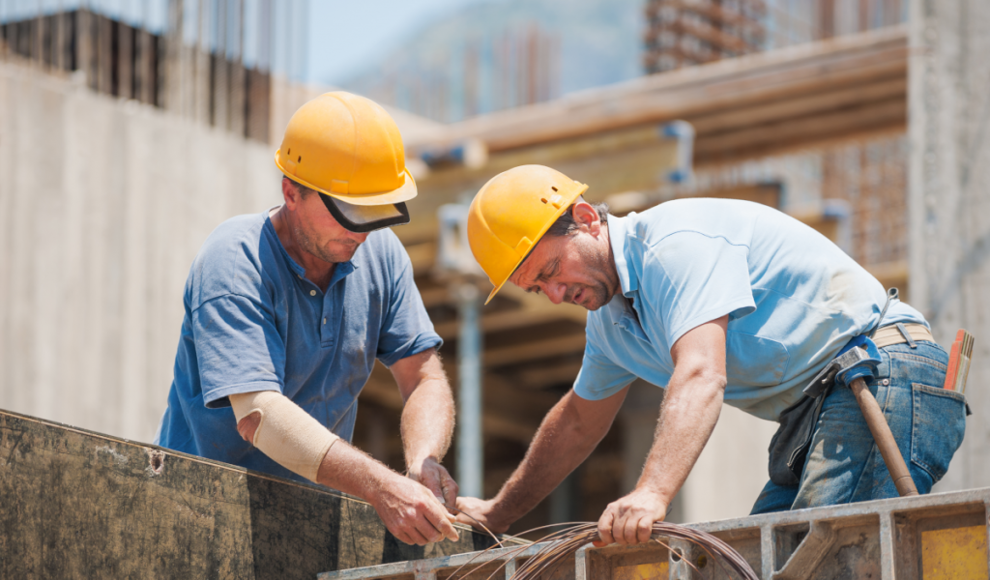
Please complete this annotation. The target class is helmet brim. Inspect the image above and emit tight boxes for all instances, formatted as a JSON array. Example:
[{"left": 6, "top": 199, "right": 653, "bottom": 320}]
[
  {"left": 274, "top": 151, "right": 418, "bottom": 206},
  {"left": 481, "top": 181, "right": 589, "bottom": 305},
  {"left": 321, "top": 195, "right": 410, "bottom": 233}
]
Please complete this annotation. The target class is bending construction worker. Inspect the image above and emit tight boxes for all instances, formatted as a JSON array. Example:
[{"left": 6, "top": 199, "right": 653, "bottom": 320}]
[
  {"left": 456, "top": 164, "right": 967, "bottom": 544},
  {"left": 155, "top": 92, "right": 459, "bottom": 546}
]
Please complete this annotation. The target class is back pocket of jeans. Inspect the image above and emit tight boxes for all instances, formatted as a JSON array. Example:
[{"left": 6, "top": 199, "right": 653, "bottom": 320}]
[{"left": 910, "top": 383, "right": 967, "bottom": 482}]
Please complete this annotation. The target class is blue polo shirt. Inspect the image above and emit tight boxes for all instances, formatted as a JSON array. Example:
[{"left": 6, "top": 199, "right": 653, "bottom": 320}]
[
  {"left": 573, "top": 199, "right": 925, "bottom": 421},
  {"left": 154, "top": 211, "right": 441, "bottom": 482}
]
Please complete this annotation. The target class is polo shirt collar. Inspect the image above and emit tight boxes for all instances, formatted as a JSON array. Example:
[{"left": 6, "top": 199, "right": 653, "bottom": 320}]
[
  {"left": 605, "top": 213, "right": 649, "bottom": 342},
  {"left": 263, "top": 211, "right": 358, "bottom": 287},
  {"left": 607, "top": 213, "right": 638, "bottom": 297}
]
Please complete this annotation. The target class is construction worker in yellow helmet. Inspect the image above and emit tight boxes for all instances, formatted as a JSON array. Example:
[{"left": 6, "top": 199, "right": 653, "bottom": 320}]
[
  {"left": 155, "top": 92, "right": 460, "bottom": 546},
  {"left": 455, "top": 165, "right": 964, "bottom": 544}
]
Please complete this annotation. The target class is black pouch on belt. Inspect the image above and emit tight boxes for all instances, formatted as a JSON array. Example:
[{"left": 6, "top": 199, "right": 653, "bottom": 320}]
[{"left": 767, "top": 392, "right": 827, "bottom": 486}]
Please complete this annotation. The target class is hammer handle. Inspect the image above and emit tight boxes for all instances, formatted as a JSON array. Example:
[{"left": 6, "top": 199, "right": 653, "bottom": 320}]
[{"left": 850, "top": 377, "right": 919, "bottom": 497}]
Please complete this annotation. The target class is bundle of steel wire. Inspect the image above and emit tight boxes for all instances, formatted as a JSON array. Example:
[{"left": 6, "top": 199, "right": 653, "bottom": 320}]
[{"left": 450, "top": 521, "right": 758, "bottom": 580}]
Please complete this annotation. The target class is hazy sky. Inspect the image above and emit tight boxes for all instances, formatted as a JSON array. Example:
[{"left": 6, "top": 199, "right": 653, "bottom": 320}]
[
  {"left": 307, "top": 0, "right": 492, "bottom": 86},
  {"left": 0, "top": 0, "right": 495, "bottom": 85}
]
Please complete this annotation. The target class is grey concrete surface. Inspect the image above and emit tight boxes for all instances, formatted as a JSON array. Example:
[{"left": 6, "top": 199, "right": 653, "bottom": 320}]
[
  {"left": 0, "top": 59, "right": 281, "bottom": 443},
  {"left": 908, "top": 0, "right": 990, "bottom": 492}
]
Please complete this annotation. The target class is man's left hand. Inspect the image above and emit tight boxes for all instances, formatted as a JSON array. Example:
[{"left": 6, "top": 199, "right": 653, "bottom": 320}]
[
  {"left": 408, "top": 457, "right": 459, "bottom": 509},
  {"left": 596, "top": 488, "right": 668, "bottom": 546}
]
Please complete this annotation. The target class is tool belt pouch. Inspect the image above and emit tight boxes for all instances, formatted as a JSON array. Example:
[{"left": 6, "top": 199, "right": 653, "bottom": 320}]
[{"left": 768, "top": 393, "right": 826, "bottom": 486}]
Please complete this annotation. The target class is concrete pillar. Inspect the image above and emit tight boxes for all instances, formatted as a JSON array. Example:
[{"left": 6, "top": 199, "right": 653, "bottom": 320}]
[{"left": 908, "top": 0, "right": 990, "bottom": 491}]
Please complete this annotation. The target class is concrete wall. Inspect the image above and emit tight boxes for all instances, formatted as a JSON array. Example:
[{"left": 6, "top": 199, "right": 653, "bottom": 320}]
[
  {"left": 0, "top": 59, "right": 281, "bottom": 443},
  {"left": 909, "top": 0, "right": 990, "bottom": 492}
]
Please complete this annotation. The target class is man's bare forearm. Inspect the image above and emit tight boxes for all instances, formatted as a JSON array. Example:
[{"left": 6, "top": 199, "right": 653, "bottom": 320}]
[
  {"left": 316, "top": 437, "right": 399, "bottom": 496},
  {"left": 637, "top": 370, "right": 724, "bottom": 504},
  {"left": 401, "top": 378, "right": 455, "bottom": 465},
  {"left": 317, "top": 439, "right": 459, "bottom": 545}
]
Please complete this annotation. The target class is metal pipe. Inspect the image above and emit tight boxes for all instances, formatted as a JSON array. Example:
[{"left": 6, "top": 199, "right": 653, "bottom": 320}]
[{"left": 456, "top": 282, "right": 483, "bottom": 498}]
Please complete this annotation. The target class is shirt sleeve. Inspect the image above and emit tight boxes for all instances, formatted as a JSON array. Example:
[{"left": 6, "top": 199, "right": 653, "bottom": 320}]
[
  {"left": 573, "top": 334, "right": 637, "bottom": 400},
  {"left": 376, "top": 256, "right": 443, "bottom": 368},
  {"left": 643, "top": 231, "right": 756, "bottom": 347},
  {"left": 193, "top": 293, "right": 284, "bottom": 408}
]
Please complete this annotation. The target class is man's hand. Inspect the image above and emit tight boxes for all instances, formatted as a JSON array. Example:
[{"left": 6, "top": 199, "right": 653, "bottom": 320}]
[
  {"left": 370, "top": 471, "right": 460, "bottom": 546},
  {"left": 408, "top": 456, "right": 459, "bottom": 508},
  {"left": 453, "top": 496, "right": 510, "bottom": 535},
  {"left": 595, "top": 487, "right": 668, "bottom": 546}
]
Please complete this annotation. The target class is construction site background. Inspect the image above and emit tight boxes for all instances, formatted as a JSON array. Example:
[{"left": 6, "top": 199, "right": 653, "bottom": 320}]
[{"left": 0, "top": 0, "right": 987, "bottom": 536}]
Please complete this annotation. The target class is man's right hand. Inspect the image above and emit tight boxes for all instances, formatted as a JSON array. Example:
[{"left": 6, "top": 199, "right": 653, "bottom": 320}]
[
  {"left": 453, "top": 496, "right": 510, "bottom": 535},
  {"left": 370, "top": 471, "right": 460, "bottom": 546}
]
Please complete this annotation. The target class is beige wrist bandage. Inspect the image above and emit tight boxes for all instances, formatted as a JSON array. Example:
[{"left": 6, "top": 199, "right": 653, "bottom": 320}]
[{"left": 230, "top": 391, "right": 339, "bottom": 483}]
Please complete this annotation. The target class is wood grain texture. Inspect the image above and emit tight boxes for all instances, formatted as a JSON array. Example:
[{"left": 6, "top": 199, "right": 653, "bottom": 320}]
[{"left": 0, "top": 408, "right": 500, "bottom": 580}]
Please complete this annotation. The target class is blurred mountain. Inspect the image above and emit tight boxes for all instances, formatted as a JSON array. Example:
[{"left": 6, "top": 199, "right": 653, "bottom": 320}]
[{"left": 334, "top": 0, "right": 645, "bottom": 122}]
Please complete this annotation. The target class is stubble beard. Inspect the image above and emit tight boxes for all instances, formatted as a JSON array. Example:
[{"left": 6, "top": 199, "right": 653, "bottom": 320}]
[
  {"left": 293, "top": 222, "right": 359, "bottom": 264},
  {"left": 571, "top": 243, "right": 619, "bottom": 311}
]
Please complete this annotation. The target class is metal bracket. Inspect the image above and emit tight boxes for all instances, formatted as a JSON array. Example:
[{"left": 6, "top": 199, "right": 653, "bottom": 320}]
[{"left": 771, "top": 521, "right": 837, "bottom": 580}]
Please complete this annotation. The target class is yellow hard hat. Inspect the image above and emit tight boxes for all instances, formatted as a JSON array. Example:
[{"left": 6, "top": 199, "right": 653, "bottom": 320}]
[
  {"left": 275, "top": 92, "right": 416, "bottom": 231},
  {"left": 467, "top": 165, "right": 588, "bottom": 303}
]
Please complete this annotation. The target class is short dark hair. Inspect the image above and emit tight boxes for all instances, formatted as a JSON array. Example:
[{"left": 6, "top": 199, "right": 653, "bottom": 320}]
[
  {"left": 283, "top": 175, "right": 316, "bottom": 197},
  {"left": 544, "top": 199, "right": 609, "bottom": 238}
]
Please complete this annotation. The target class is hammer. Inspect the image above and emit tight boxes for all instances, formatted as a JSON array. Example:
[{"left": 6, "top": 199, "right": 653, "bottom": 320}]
[{"left": 806, "top": 336, "right": 918, "bottom": 497}]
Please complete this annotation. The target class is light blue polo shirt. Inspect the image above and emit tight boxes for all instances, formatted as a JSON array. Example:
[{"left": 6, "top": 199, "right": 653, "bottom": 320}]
[
  {"left": 574, "top": 199, "right": 925, "bottom": 421},
  {"left": 154, "top": 211, "right": 441, "bottom": 482}
]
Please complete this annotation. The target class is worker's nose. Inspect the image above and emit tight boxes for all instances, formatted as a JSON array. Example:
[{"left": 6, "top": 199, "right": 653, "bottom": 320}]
[
  {"left": 545, "top": 283, "right": 566, "bottom": 305},
  {"left": 347, "top": 231, "right": 369, "bottom": 244}
]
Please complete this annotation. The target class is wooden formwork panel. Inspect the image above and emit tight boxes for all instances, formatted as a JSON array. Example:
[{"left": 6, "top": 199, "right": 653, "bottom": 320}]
[{"left": 0, "top": 409, "right": 502, "bottom": 580}]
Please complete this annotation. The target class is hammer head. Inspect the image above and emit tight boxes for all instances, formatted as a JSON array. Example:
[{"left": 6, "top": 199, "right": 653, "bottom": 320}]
[
  {"left": 834, "top": 336, "right": 882, "bottom": 389},
  {"left": 802, "top": 335, "right": 883, "bottom": 398}
]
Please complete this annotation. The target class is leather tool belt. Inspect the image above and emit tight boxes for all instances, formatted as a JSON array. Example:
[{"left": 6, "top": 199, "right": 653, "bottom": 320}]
[{"left": 767, "top": 323, "right": 935, "bottom": 486}]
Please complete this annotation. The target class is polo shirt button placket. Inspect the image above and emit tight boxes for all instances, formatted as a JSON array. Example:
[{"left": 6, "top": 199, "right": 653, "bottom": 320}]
[{"left": 321, "top": 298, "right": 335, "bottom": 347}]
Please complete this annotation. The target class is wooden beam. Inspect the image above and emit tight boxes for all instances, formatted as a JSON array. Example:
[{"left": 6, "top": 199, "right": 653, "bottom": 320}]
[
  {"left": 789, "top": 208, "right": 841, "bottom": 242},
  {"left": 432, "top": 307, "right": 581, "bottom": 340},
  {"left": 408, "top": 26, "right": 907, "bottom": 153},
  {"left": 96, "top": 14, "right": 112, "bottom": 95},
  {"left": 358, "top": 363, "right": 550, "bottom": 445},
  {"left": 419, "top": 286, "right": 451, "bottom": 309},
  {"left": 866, "top": 260, "right": 909, "bottom": 300},
  {"left": 484, "top": 334, "right": 586, "bottom": 368},
  {"left": 689, "top": 76, "right": 906, "bottom": 135},
  {"left": 507, "top": 360, "right": 585, "bottom": 391},
  {"left": 117, "top": 23, "right": 134, "bottom": 100},
  {"left": 694, "top": 97, "right": 906, "bottom": 164},
  {"left": 405, "top": 241, "right": 437, "bottom": 275}
]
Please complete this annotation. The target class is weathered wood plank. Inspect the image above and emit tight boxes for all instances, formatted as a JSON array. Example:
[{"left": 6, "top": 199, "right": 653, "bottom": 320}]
[{"left": 0, "top": 408, "right": 503, "bottom": 580}]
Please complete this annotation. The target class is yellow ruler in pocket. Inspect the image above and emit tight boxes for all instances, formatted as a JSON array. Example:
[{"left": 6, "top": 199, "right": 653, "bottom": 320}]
[{"left": 944, "top": 329, "right": 975, "bottom": 393}]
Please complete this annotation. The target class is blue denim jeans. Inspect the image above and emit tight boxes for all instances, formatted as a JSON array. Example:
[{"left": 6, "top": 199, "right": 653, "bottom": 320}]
[{"left": 752, "top": 340, "right": 968, "bottom": 514}]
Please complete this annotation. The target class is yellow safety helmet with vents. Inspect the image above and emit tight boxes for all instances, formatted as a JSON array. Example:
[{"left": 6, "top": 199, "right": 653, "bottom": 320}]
[
  {"left": 275, "top": 91, "right": 416, "bottom": 232},
  {"left": 467, "top": 165, "right": 588, "bottom": 303}
]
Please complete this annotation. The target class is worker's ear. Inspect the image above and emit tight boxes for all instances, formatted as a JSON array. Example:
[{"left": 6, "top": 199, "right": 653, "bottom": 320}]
[
  {"left": 282, "top": 177, "right": 302, "bottom": 210},
  {"left": 571, "top": 201, "right": 603, "bottom": 234}
]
